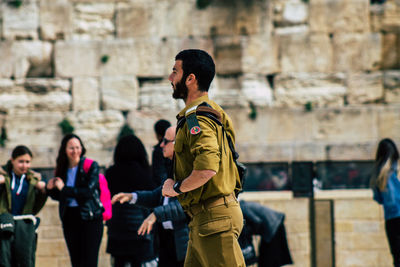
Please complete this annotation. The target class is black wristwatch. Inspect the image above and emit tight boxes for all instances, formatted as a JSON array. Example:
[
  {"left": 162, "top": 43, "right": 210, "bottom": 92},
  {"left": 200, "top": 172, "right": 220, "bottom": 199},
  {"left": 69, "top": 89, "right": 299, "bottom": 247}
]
[{"left": 173, "top": 180, "right": 183, "bottom": 194}]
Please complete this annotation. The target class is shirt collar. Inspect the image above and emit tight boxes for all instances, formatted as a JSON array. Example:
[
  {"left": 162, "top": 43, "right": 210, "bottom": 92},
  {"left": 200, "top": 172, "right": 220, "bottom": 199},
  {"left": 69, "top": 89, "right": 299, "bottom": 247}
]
[{"left": 178, "top": 95, "right": 210, "bottom": 117}]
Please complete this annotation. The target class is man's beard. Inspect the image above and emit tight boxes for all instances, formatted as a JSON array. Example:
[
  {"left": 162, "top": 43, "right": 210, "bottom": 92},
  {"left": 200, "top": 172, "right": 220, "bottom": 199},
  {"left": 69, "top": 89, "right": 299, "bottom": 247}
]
[{"left": 172, "top": 80, "right": 188, "bottom": 100}]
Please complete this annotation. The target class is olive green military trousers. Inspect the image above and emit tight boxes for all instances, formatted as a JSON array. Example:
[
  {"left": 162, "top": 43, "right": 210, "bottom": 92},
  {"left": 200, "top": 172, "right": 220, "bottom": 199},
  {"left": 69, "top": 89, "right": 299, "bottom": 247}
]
[{"left": 184, "top": 200, "right": 245, "bottom": 267}]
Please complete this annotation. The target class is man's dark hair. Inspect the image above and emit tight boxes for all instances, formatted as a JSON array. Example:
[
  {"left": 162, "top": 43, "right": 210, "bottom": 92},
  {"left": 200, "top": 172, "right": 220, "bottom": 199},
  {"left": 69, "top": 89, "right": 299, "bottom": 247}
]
[
  {"left": 154, "top": 119, "right": 171, "bottom": 137},
  {"left": 175, "top": 49, "right": 215, "bottom": 92}
]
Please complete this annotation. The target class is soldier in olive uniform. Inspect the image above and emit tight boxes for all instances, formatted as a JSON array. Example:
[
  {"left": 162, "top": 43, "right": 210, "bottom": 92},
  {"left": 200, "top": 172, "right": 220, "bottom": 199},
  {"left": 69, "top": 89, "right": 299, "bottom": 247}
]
[{"left": 162, "top": 49, "right": 245, "bottom": 267}]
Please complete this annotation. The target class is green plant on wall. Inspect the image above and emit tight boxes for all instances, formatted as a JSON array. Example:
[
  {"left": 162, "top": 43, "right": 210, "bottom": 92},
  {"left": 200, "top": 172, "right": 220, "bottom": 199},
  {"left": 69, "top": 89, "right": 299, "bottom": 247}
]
[
  {"left": 58, "top": 118, "right": 74, "bottom": 135},
  {"left": 101, "top": 55, "right": 109, "bottom": 64},
  {"left": 0, "top": 127, "right": 7, "bottom": 147},
  {"left": 304, "top": 101, "right": 313, "bottom": 112},
  {"left": 196, "top": 0, "right": 213, "bottom": 9},
  {"left": 9, "top": 0, "right": 23, "bottom": 8},
  {"left": 117, "top": 124, "right": 135, "bottom": 142},
  {"left": 248, "top": 101, "right": 257, "bottom": 120}
]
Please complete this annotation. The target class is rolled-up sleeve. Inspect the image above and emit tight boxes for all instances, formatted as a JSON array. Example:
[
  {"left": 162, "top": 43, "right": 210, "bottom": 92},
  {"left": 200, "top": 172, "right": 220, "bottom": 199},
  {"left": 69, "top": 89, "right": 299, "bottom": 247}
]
[{"left": 189, "top": 119, "right": 220, "bottom": 172}]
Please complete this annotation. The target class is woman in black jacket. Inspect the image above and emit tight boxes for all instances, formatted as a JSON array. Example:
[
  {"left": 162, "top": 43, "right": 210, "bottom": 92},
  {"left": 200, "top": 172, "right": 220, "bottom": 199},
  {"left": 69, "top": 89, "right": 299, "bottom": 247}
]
[
  {"left": 47, "top": 134, "right": 103, "bottom": 267},
  {"left": 105, "top": 135, "right": 156, "bottom": 267}
]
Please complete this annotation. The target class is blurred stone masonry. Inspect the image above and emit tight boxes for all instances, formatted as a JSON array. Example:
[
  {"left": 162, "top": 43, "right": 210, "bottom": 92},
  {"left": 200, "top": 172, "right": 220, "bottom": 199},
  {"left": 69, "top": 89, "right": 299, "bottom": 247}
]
[{"left": 0, "top": 0, "right": 399, "bottom": 265}]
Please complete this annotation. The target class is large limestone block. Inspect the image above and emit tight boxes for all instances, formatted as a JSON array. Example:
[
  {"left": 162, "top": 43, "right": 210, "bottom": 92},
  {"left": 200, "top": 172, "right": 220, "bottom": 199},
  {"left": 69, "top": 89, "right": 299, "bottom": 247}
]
[
  {"left": 99, "top": 39, "right": 139, "bottom": 76},
  {"left": 72, "top": 3, "right": 115, "bottom": 40},
  {"left": 72, "top": 77, "right": 100, "bottom": 111},
  {"left": 117, "top": 0, "right": 272, "bottom": 38},
  {"left": 0, "top": 41, "right": 13, "bottom": 78},
  {"left": 279, "top": 33, "right": 333, "bottom": 73},
  {"left": 0, "top": 79, "right": 16, "bottom": 93},
  {"left": 334, "top": 199, "right": 381, "bottom": 220},
  {"left": 211, "top": 76, "right": 247, "bottom": 108},
  {"left": 23, "top": 78, "right": 70, "bottom": 93},
  {"left": 116, "top": 1, "right": 169, "bottom": 38},
  {"left": 4, "top": 111, "right": 64, "bottom": 150},
  {"left": 313, "top": 107, "right": 379, "bottom": 142},
  {"left": 274, "top": 73, "right": 346, "bottom": 108},
  {"left": 325, "top": 142, "right": 377, "bottom": 160},
  {"left": 274, "top": 0, "right": 308, "bottom": 27},
  {"left": 309, "top": 0, "right": 370, "bottom": 34},
  {"left": 0, "top": 79, "right": 71, "bottom": 112},
  {"left": 292, "top": 142, "right": 326, "bottom": 161},
  {"left": 39, "top": 0, "right": 73, "bottom": 40},
  {"left": 381, "top": 0, "right": 400, "bottom": 33},
  {"left": 138, "top": 78, "right": 181, "bottom": 111},
  {"left": 333, "top": 33, "right": 382, "bottom": 72},
  {"left": 101, "top": 76, "right": 139, "bottom": 111},
  {"left": 55, "top": 41, "right": 101, "bottom": 77},
  {"left": 347, "top": 72, "right": 384, "bottom": 104},
  {"left": 241, "top": 34, "right": 280, "bottom": 75},
  {"left": 229, "top": 107, "right": 315, "bottom": 144},
  {"left": 214, "top": 37, "right": 242, "bottom": 75},
  {"left": 241, "top": 74, "right": 273, "bottom": 107},
  {"left": 65, "top": 110, "right": 124, "bottom": 150},
  {"left": 214, "top": 34, "right": 279, "bottom": 75},
  {"left": 1, "top": 0, "right": 39, "bottom": 40},
  {"left": 384, "top": 70, "right": 400, "bottom": 103},
  {"left": 378, "top": 105, "right": 400, "bottom": 139},
  {"left": 12, "top": 41, "right": 53, "bottom": 78},
  {"left": 236, "top": 143, "right": 295, "bottom": 162},
  {"left": 335, "top": 250, "right": 386, "bottom": 267},
  {"left": 190, "top": 0, "right": 273, "bottom": 37},
  {"left": 382, "top": 33, "right": 400, "bottom": 69}
]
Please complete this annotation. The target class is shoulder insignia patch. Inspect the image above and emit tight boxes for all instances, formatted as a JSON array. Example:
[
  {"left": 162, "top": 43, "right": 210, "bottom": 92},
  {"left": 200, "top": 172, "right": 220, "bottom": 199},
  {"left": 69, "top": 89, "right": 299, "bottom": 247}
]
[
  {"left": 186, "top": 109, "right": 201, "bottom": 135},
  {"left": 190, "top": 126, "right": 201, "bottom": 135}
]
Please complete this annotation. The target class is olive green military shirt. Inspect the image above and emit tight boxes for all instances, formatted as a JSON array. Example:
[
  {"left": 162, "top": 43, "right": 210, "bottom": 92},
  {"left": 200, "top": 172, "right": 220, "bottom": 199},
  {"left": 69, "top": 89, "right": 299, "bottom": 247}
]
[{"left": 174, "top": 95, "right": 241, "bottom": 209}]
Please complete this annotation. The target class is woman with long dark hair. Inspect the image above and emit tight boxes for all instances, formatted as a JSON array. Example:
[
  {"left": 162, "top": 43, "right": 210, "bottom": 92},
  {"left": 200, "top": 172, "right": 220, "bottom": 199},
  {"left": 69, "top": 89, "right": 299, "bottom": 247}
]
[
  {"left": 47, "top": 134, "right": 103, "bottom": 267},
  {"left": 106, "top": 134, "right": 156, "bottom": 267},
  {"left": 0, "top": 145, "right": 47, "bottom": 266},
  {"left": 371, "top": 138, "right": 400, "bottom": 267}
]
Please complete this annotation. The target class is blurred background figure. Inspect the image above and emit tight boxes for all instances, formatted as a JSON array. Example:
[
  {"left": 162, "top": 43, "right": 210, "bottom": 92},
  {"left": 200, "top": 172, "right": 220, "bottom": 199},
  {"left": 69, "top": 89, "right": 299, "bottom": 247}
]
[
  {"left": 0, "top": 145, "right": 47, "bottom": 267},
  {"left": 371, "top": 138, "right": 400, "bottom": 267},
  {"left": 47, "top": 134, "right": 104, "bottom": 267},
  {"left": 106, "top": 134, "right": 157, "bottom": 267},
  {"left": 239, "top": 200, "right": 293, "bottom": 267},
  {"left": 152, "top": 119, "right": 171, "bottom": 187},
  {"left": 112, "top": 126, "right": 189, "bottom": 267}
]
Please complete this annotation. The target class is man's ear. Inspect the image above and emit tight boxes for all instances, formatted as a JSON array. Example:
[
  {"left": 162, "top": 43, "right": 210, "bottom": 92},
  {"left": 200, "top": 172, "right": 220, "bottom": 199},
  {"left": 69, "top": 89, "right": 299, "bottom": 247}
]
[{"left": 186, "top": 74, "right": 196, "bottom": 85}]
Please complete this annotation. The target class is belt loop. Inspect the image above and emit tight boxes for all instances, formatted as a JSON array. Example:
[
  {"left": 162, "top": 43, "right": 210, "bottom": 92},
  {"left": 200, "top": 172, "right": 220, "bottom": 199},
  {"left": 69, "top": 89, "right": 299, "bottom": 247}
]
[{"left": 224, "top": 195, "right": 228, "bottom": 207}]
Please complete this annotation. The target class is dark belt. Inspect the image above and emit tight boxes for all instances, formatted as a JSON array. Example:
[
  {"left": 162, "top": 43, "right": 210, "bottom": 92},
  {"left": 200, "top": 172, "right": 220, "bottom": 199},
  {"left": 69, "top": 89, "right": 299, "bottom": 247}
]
[{"left": 185, "top": 193, "right": 237, "bottom": 217}]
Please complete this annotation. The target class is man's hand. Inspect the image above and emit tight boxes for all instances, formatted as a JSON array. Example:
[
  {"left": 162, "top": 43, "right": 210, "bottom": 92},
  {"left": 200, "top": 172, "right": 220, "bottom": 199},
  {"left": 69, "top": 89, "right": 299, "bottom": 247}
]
[
  {"left": 137, "top": 212, "right": 156, "bottom": 236},
  {"left": 111, "top": 193, "right": 133, "bottom": 204},
  {"left": 162, "top": 178, "right": 178, "bottom": 197},
  {"left": 0, "top": 175, "right": 5, "bottom": 184}
]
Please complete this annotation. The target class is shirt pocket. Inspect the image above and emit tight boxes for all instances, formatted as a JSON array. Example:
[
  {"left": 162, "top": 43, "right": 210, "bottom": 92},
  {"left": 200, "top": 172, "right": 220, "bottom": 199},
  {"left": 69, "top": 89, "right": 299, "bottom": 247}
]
[{"left": 198, "top": 216, "right": 232, "bottom": 237}]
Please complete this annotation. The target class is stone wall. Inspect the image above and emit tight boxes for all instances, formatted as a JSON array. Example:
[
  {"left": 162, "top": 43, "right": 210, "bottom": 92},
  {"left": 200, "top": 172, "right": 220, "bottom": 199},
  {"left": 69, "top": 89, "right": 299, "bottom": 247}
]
[
  {"left": 315, "top": 190, "right": 392, "bottom": 267},
  {"left": 34, "top": 190, "right": 391, "bottom": 267},
  {"left": 0, "top": 0, "right": 399, "bottom": 167}
]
